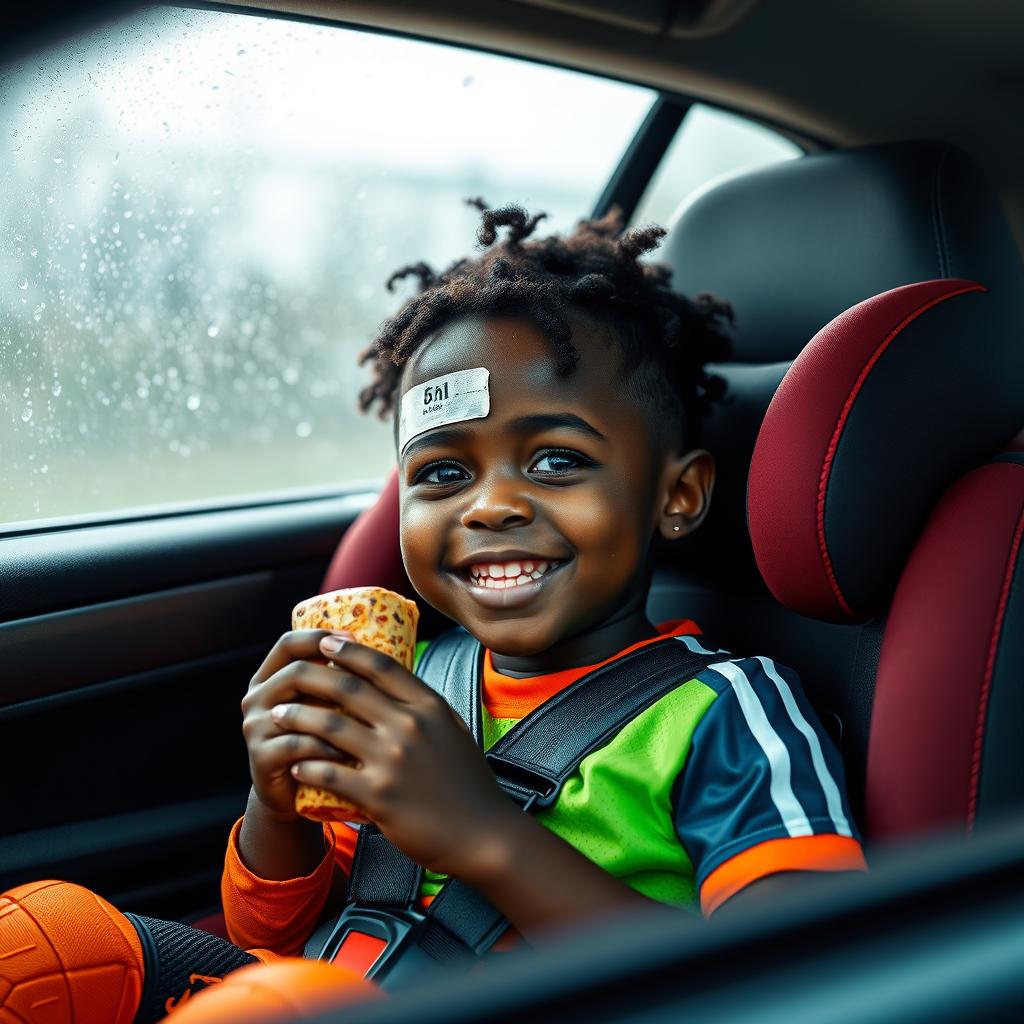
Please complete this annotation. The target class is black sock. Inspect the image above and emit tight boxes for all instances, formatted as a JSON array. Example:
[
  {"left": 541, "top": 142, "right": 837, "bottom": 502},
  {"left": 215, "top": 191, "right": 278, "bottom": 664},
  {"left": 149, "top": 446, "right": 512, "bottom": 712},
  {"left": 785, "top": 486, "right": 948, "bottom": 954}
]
[{"left": 124, "top": 913, "right": 258, "bottom": 1023}]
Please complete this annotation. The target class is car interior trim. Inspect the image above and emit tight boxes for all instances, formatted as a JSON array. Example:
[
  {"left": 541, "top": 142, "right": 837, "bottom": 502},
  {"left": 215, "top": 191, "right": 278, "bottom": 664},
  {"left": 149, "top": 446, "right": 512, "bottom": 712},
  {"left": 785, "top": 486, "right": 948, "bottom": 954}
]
[
  {"left": 0, "top": 493, "right": 376, "bottom": 625},
  {"left": 591, "top": 94, "right": 689, "bottom": 221}
]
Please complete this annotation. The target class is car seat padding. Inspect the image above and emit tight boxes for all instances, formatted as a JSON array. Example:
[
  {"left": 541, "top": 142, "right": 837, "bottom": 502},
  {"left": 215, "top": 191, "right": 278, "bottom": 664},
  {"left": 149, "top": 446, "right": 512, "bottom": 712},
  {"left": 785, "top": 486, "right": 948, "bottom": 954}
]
[
  {"left": 866, "top": 455, "right": 1024, "bottom": 837},
  {"left": 748, "top": 279, "right": 1022, "bottom": 622}
]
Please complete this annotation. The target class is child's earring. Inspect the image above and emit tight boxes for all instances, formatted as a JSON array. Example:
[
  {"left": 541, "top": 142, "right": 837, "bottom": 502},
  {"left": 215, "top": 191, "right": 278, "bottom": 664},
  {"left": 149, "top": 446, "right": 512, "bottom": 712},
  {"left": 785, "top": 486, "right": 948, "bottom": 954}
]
[{"left": 672, "top": 524, "right": 681, "bottom": 532}]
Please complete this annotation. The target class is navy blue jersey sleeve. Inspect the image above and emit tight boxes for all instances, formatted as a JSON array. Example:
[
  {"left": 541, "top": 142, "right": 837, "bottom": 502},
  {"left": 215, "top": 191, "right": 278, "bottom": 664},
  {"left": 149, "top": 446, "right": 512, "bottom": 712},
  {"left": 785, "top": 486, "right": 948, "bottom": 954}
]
[{"left": 674, "top": 655, "right": 863, "bottom": 908}]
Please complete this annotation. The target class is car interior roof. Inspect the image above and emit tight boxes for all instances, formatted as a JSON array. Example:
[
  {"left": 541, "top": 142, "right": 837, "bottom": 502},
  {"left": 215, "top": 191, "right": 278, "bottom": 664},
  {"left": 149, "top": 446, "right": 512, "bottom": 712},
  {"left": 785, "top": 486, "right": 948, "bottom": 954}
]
[{"left": 224, "top": 0, "right": 1024, "bottom": 256}]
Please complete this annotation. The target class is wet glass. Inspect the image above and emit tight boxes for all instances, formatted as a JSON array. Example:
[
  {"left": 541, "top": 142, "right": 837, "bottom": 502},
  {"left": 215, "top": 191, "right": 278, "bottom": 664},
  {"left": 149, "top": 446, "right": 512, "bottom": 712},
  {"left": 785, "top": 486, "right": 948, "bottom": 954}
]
[{"left": 0, "top": 5, "right": 654, "bottom": 526}]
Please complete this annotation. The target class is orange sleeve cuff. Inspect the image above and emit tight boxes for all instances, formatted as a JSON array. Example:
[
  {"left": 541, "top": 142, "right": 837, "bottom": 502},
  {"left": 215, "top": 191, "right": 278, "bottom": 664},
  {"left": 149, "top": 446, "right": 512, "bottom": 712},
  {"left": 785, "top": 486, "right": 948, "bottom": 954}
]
[
  {"left": 700, "top": 834, "right": 868, "bottom": 917},
  {"left": 220, "top": 816, "right": 338, "bottom": 956}
]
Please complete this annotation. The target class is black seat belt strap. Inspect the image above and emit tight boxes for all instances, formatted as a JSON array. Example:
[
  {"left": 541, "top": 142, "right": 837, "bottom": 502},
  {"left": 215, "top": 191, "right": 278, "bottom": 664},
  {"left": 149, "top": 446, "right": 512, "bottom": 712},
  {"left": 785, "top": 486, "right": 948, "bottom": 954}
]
[
  {"left": 345, "top": 824, "right": 421, "bottom": 907},
  {"left": 415, "top": 627, "right": 483, "bottom": 743},
  {"left": 486, "top": 640, "right": 722, "bottom": 810},
  {"left": 416, "top": 879, "right": 508, "bottom": 964}
]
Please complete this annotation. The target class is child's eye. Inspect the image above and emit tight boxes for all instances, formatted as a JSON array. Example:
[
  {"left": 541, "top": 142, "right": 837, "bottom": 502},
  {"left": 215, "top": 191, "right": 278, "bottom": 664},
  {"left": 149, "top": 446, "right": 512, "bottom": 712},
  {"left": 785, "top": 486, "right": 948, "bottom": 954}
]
[
  {"left": 413, "top": 460, "right": 469, "bottom": 486},
  {"left": 529, "top": 449, "right": 595, "bottom": 475}
]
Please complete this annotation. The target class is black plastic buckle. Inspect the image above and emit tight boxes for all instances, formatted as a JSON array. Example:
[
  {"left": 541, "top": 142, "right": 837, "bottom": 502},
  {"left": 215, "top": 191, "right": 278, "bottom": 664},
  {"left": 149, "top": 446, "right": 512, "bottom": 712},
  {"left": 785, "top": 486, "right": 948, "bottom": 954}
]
[
  {"left": 316, "top": 903, "right": 426, "bottom": 982},
  {"left": 485, "top": 754, "right": 560, "bottom": 810}
]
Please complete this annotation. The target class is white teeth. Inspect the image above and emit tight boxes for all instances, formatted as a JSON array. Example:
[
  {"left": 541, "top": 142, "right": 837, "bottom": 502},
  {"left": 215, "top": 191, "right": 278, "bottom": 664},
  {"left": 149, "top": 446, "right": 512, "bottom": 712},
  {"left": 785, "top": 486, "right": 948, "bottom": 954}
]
[{"left": 468, "top": 559, "right": 560, "bottom": 587}]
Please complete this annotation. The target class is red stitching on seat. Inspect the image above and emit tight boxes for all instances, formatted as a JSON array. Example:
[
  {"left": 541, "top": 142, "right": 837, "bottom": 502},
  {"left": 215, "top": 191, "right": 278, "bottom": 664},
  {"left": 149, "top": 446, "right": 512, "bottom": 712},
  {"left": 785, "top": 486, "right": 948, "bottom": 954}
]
[
  {"left": 967, "top": 500, "right": 1024, "bottom": 831},
  {"left": 815, "top": 283, "right": 985, "bottom": 618}
]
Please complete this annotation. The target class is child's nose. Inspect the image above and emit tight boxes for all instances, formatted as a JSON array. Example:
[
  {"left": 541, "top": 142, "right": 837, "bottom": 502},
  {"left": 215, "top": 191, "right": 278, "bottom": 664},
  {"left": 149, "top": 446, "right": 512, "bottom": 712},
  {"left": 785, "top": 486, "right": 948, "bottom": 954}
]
[{"left": 460, "top": 473, "right": 534, "bottom": 530}]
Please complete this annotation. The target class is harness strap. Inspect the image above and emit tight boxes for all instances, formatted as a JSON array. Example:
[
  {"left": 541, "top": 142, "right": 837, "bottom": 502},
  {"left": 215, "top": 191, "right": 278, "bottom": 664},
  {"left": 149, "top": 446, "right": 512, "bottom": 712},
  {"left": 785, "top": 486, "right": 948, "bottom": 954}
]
[
  {"left": 417, "top": 627, "right": 483, "bottom": 744},
  {"left": 417, "top": 879, "right": 507, "bottom": 964},
  {"left": 343, "top": 630, "right": 476, "bottom": 909},
  {"left": 486, "top": 637, "right": 722, "bottom": 809},
  {"left": 346, "top": 824, "right": 421, "bottom": 907},
  {"left": 330, "top": 627, "right": 725, "bottom": 979}
]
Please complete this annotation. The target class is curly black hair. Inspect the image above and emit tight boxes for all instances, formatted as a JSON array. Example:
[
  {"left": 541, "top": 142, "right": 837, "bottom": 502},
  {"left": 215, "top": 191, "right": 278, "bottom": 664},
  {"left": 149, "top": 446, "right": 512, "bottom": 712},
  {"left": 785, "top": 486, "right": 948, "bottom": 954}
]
[{"left": 358, "top": 199, "right": 734, "bottom": 451}]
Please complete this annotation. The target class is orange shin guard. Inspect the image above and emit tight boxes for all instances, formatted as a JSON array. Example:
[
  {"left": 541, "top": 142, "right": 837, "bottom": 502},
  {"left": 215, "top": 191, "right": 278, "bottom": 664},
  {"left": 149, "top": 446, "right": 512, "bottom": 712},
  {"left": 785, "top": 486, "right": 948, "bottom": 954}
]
[{"left": 0, "top": 880, "right": 144, "bottom": 1024}]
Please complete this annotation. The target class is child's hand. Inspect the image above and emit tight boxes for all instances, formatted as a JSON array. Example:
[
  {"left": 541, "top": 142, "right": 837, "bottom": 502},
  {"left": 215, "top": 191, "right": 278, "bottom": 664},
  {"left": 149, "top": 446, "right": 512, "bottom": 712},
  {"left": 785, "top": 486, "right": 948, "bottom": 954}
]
[
  {"left": 240, "top": 629, "right": 364, "bottom": 824},
  {"left": 273, "top": 634, "right": 520, "bottom": 878}
]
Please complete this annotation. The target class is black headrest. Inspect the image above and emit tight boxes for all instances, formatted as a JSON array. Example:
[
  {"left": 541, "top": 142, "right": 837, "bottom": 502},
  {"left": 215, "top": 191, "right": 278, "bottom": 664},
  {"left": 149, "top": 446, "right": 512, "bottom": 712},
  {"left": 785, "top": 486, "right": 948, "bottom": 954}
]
[
  {"left": 662, "top": 141, "right": 1024, "bottom": 583},
  {"left": 664, "top": 141, "right": 1024, "bottom": 363}
]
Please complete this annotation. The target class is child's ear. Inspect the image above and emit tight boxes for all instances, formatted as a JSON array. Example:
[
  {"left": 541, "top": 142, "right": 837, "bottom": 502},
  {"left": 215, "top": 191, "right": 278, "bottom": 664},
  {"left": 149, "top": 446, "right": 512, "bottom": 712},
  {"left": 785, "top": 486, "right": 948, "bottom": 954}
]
[{"left": 657, "top": 449, "right": 715, "bottom": 540}]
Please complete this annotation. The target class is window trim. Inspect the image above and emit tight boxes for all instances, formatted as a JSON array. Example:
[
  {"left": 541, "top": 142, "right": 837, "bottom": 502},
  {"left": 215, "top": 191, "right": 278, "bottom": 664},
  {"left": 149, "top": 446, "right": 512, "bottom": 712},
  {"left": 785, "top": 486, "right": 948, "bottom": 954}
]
[
  {"left": 0, "top": 480, "right": 382, "bottom": 540},
  {"left": 592, "top": 95, "right": 691, "bottom": 222},
  {"left": 594, "top": 89, "right": 824, "bottom": 222}
]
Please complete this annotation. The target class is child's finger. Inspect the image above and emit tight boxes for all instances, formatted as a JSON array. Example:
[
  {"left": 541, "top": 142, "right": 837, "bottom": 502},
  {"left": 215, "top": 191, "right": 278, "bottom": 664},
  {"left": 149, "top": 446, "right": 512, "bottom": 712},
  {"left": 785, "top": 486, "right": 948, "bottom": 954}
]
[
  {"left": 290, "top": 759, "right": 369, "bottom": 805},
  {"left": 270, "top": 702, "right": 378, "bottom": 762},
  {"left": 317, "top": 636, "right": 426, "bottom": 703},
  {"left": 276, "top": 661, "right": 403, "bottom": 727},
  {"left": 257, "top": 733, "right": 349, "bottom": 771},
  {"left": 247, "top": 630, "right": 342, "bottom": 690}
]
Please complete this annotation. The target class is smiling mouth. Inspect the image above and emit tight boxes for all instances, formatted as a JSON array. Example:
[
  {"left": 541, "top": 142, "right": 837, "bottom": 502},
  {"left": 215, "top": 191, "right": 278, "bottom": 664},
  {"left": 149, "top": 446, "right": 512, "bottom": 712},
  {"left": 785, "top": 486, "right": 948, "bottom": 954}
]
[{"left": 448, "top": 557, "right": 571, "bottom": 609}]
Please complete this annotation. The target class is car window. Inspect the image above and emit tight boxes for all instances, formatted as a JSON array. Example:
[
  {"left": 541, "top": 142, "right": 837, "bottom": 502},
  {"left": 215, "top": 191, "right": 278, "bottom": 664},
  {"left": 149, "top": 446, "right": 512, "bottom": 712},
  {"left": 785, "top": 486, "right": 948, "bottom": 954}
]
[
  {"left": 0, "top": 6, "right": 655, "bottom": 528},
  {"left": 631, "top": 103, "right": 801, "bottom": 229}
]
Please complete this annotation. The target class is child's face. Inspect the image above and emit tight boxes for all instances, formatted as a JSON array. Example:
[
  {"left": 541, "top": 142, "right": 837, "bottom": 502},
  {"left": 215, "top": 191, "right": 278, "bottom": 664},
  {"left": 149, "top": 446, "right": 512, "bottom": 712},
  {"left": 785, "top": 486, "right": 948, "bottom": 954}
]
[{"left": 397, "top": 315, "right": 698, "bottom": 657}]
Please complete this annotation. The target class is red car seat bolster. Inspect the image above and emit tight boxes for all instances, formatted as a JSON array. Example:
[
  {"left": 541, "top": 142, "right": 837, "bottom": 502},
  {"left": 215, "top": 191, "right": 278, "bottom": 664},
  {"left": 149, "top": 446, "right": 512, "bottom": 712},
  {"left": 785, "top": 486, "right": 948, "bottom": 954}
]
[
  {"left": 866, "top": 457, "right": 1024, "bottom": 837},
  {"left": 748, "top": 279, "right": 1022, "bottom": 623},
  {"left": 321, "top": 468, "right": 409, "bottom": 598}
]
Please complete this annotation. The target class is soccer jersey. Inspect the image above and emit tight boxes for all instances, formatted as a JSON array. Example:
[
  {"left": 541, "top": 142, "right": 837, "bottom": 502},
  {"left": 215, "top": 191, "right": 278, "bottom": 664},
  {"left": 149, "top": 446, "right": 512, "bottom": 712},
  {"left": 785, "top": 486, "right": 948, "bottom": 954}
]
[{"left": 222, "top": 620, "right": 865, "bottom": 954}]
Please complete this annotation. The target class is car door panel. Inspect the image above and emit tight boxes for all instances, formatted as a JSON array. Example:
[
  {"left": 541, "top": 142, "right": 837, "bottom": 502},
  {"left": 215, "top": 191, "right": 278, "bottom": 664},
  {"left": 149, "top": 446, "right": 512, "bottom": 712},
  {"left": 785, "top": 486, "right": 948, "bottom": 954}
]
[{"left": 0, "top": 491, "right": 375, "bottom": 915}]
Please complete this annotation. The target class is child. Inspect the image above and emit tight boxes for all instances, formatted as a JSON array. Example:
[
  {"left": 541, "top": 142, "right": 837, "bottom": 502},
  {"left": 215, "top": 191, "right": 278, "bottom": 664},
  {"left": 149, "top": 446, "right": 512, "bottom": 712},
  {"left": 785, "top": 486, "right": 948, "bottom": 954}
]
[{"left": 0, "top": 202, "right": 866, "bottom": 1022}]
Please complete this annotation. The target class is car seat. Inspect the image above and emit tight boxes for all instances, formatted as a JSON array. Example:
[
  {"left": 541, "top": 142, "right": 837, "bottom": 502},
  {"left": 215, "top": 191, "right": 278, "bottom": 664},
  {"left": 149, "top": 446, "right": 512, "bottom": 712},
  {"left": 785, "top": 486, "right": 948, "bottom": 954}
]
[{"left": 320, "top": 140, "right": 1024, "bottom": 844}]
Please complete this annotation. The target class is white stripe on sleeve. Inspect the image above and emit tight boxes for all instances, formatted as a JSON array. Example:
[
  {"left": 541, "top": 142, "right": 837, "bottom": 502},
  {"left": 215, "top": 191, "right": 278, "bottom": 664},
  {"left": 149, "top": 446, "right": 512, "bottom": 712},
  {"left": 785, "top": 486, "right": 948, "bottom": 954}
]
[
  {"left": 755, "top": 656, "right": 853, "bottom": 837},
  {"left": 710, "top": 661, "right": 814, "bottom": 837}
]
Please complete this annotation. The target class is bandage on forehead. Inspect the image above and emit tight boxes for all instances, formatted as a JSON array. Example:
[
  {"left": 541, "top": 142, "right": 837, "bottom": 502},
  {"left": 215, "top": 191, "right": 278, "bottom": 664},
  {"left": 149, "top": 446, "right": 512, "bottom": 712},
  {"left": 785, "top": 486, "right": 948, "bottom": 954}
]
[{"left": 398, "top": 366, "right": 490, "bottom": 454}]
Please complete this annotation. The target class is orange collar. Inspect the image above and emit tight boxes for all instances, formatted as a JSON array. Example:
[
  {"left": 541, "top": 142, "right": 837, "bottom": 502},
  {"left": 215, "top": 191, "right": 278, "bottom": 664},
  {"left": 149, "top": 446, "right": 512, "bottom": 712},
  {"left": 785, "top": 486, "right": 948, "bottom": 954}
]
[{"left": 482, "top": 619, "right": 702, "bottom": 719}]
